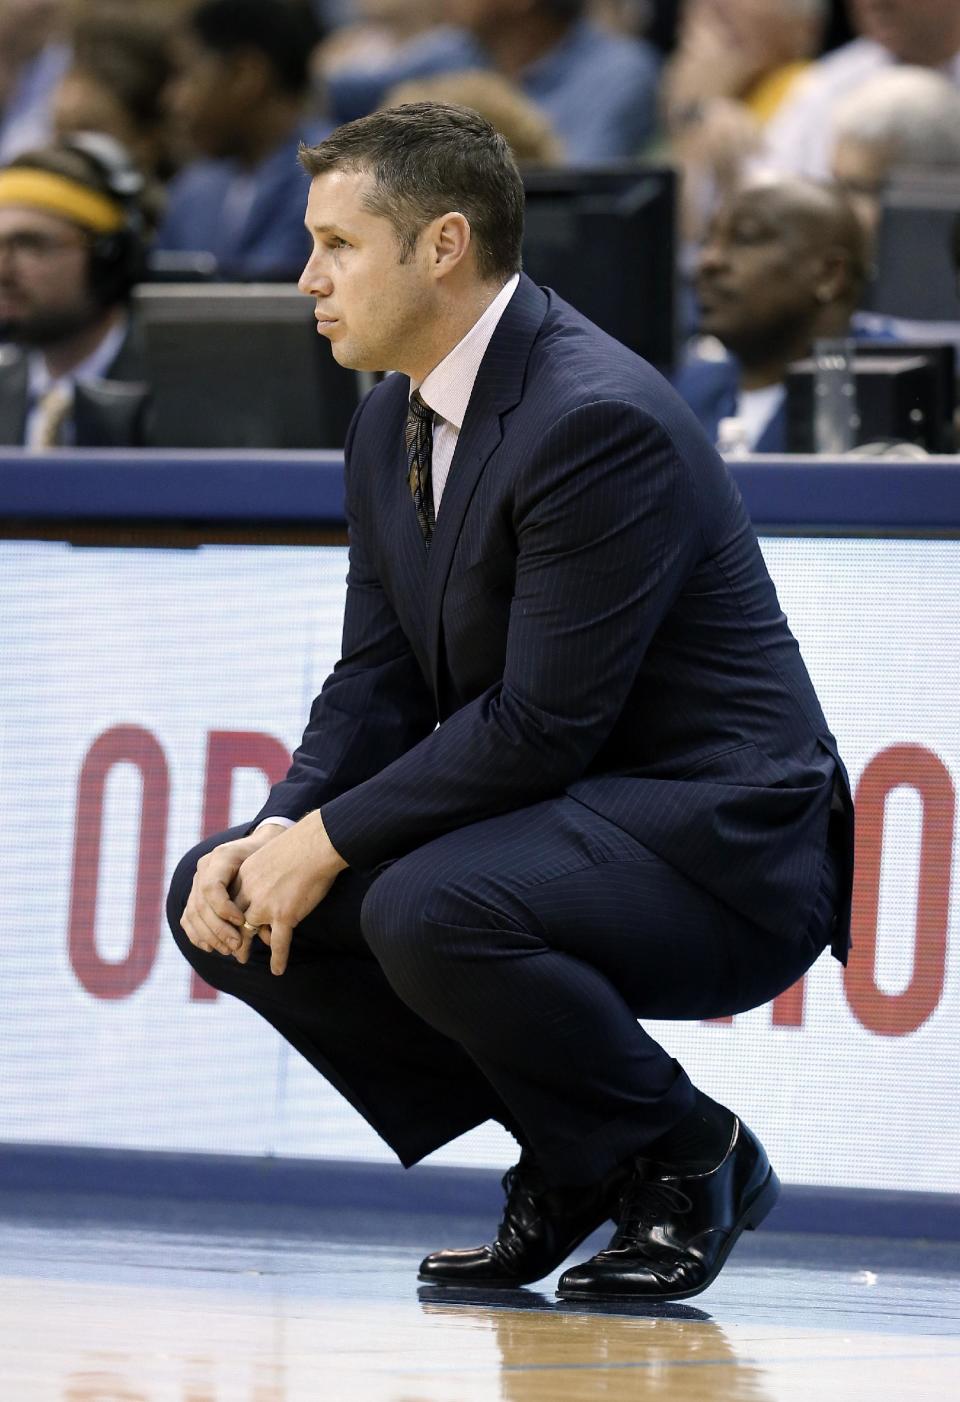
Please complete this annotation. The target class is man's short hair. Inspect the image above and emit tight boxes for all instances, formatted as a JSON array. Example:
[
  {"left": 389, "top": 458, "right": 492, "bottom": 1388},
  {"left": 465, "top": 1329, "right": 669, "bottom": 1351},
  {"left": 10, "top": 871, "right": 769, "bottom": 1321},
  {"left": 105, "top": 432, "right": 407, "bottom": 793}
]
[
  {"left": 300, "top": 103, "right": 525, "bottom": 283},
  {"left": 189, "top": 0, "right": 319, "bottom": 96},
  {"left": 833, "top": 66, "right": 960, "bottom": 171}
]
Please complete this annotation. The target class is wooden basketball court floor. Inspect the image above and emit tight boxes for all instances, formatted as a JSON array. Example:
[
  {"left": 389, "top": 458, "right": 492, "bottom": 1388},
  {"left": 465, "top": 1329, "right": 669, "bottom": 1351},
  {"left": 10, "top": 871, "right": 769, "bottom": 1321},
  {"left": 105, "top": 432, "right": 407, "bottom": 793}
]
[{"left": 1, "top": 1197, "right": 957, "bottom": 1402}]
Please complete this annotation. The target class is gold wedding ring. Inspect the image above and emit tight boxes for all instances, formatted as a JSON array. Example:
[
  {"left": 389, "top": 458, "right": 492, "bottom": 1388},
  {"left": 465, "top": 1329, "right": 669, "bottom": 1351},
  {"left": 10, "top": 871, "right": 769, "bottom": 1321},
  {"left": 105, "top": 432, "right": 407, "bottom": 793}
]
[{"left": 241, "top": 920, "right": 259, "bottom": 935}]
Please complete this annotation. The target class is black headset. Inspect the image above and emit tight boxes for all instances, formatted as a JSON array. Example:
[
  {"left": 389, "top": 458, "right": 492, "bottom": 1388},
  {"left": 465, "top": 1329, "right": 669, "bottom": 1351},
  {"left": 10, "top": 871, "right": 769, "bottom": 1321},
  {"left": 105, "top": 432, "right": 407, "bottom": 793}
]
[{"left": 60, "top": 132, "right": 149, "bottom": 305}]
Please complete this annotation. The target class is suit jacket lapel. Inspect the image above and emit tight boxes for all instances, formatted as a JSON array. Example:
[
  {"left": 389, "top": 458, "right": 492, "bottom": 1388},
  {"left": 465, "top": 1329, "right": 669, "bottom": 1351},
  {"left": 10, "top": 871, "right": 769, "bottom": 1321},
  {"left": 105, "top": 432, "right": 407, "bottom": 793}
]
[
  {"left": 0, "top": 353, "right": 28, "bottom": 445},
  {"left": 106, "top": 321, "right": 147, "bottom": 383},
  {"left": 423, "top": 274, "right": 548, "bottom": 699}
]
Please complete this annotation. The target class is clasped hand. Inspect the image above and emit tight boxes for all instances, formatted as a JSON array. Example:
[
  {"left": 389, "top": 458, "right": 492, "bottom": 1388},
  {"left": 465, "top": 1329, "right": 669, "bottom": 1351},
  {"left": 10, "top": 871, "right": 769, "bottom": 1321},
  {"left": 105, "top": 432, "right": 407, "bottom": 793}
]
[{"left": 180, "top": 812, "right": 347, "bottom": 975}]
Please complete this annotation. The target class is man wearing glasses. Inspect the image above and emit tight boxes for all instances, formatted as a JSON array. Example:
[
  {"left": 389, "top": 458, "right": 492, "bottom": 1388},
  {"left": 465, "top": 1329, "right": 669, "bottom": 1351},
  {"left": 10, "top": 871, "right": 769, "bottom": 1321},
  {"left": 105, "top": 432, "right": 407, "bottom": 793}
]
[{"left": 0, "top": 133, "right": 150, "bottom": 448}]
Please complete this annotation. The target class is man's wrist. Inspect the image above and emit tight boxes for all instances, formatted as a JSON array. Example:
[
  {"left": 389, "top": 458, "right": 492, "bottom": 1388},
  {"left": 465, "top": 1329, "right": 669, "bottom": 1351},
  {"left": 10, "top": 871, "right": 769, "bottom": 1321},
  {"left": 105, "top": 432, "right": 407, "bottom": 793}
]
[{"left": 303, "top": 809, "right": 349, "bottom": 872}]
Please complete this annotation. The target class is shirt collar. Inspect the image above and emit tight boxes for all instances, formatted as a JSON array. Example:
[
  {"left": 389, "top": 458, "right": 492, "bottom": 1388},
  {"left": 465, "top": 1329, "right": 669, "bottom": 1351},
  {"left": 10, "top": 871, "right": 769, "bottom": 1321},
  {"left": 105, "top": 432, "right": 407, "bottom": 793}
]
[
  {"left": 28, "top": 313, "right": 129, "bottom": 399},
  {"left": 414, "top": 273, "right": 519, "bottom": 430}
]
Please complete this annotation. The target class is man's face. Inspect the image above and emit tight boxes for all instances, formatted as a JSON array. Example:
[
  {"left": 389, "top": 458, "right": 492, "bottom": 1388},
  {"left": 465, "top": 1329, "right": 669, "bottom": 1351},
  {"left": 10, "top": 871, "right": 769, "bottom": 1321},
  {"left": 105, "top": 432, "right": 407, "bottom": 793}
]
[
  {"left": 0, "top": 204, "right": 99, "bottom": 346},
  {"left": 695, "top": 187, "right": 826, "bottom": 354},
  {"left": 298, "top": 169, "right": 438, "bottom": 377},
  {"left": 849, "top": 0, "right": 960, "bottom": 65},
  {"left": 165, "top": 33, "right": 239, "bottom": 160}
]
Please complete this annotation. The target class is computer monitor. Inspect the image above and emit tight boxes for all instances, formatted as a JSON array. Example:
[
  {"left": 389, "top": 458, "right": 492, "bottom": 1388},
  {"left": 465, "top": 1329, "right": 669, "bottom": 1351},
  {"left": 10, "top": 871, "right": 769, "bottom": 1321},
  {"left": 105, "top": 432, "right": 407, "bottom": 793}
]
[
  {"left": 863, "top": 172, "right": 960, "bottom": 323},
  {"left": 521, "top": 165, "right": 677, "bottom": 369},
  {"left": 855, "top": 340, "right": 957, "bottom": 448},
  {"left": 785, "top": 343, "right": 956, "bottom": 454},
  {"left": 134, "top": 283, "right": 363, "bottom": 449},
  {"left": 144, "top": 250, "right": 219, "bottom": 283}
]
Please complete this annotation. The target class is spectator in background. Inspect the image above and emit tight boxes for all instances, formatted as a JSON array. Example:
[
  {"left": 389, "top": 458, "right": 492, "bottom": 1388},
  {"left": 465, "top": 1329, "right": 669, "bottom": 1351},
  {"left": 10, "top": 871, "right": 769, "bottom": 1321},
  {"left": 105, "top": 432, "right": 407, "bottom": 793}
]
[
  {"left": 830, "top": 67, "right": 960, "bottom": 231},
  {"left": 327, "top": 0, "right": 661, "bottom": 163},
  {"left": 672, "top": 177, "right": 869, "bottom": 453},
  {"left": 320, "top": 0, "right": 447, "bottom": 67},
  {"left": 385, "top": 71, "right": 564, "bottom": 163},
  {"left": 156, "top": 0, "right": 326, "bottom": 280},
  {"left": 317, "top": 1, "right": 473, "bottom": 101},
  {"left": 829, "top": 68, "right": 960, "bottom": 349},
  {"left": 52, "top": 3, "right": 178, "bottom": 181},
  {"left": 763, "top": 0, "right": 960, "bottom": 179},
  {"left": 0, "top": 134, "right": 154, "bottom": 447},
  {"left": 663, "top": 0, "right": 827, "bottom": 242},
  {"left": 0, "top": 0, "right": 69, "bottom": 160},
  {"left": 445, "top": 0, "right": 661, "bottom": 161},
  {"left": 666, "top": 0, "right": 825, "bottom": 127}
]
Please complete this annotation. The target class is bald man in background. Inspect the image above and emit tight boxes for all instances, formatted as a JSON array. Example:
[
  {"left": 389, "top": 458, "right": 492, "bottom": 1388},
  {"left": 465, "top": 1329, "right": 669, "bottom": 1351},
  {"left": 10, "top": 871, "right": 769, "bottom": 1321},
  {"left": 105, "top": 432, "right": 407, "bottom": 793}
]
[
  {"left": 763, "top": 0, "right": 960, "bottom": 179},
  {"left": 672, "top": 177, "right": 870, "bottom": 452}
]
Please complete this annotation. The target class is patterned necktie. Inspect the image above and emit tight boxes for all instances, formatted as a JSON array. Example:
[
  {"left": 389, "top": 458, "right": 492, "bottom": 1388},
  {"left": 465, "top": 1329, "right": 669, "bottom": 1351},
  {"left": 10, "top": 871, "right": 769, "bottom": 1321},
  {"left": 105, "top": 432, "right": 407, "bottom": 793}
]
[
  {"left": 30, "top": 383, "right": 73, "bottom": 450},
  {"left": 405, "top": 390, "right": 435, "bottom": 547}
]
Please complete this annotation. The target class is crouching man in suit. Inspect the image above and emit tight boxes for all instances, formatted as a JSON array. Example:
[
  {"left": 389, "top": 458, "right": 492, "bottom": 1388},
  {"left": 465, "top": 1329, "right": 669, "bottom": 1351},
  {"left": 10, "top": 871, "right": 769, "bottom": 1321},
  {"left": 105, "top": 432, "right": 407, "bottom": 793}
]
[
  {"left": 0, "top": 133, "right": 151, "bottom": 448},
  {"left": 168, "top": 103, "right": 853, "bottom": 1302}
]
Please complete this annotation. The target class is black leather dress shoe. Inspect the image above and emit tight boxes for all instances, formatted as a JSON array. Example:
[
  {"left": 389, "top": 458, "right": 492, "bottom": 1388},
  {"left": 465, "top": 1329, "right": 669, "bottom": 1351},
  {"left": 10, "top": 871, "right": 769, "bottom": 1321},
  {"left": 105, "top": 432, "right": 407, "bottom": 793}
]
[
  {"left": 418, "top": 1153, "right": 626, "bottom": 1288},
  {"left": 556, "top": 1118, "right": 779, "bottom": 1302}
]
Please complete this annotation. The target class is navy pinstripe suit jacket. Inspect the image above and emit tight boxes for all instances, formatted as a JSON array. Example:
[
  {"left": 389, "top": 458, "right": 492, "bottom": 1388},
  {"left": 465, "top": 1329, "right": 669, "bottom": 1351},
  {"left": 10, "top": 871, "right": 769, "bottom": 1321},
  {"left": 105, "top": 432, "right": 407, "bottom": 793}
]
[{"left": 255, "top": 274, "right": 853, "bottom": 959}]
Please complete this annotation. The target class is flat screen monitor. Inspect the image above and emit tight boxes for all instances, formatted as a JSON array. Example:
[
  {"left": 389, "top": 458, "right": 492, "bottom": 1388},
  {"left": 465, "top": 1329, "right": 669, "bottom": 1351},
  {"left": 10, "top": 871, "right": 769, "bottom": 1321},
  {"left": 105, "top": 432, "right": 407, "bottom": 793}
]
[
  {"left": 134, "top": 283, "right": 363, "bottom": 450},
  {"left": 855, "top": 340, "right": 957, "bottom": 447},
  {"left": 863, "top": 172, "right": 960, "bottom": 323},
  {"left": 521, "top": 165, "right": 677, "bottom": 370},
  {"left": 785, "top": 344, "right": 956, "bottom": 454}
]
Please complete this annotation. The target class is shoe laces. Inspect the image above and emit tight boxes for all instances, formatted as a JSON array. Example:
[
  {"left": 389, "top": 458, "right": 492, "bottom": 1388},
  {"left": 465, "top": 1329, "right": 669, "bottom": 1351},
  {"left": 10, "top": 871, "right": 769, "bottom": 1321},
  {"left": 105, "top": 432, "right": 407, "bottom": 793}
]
[
  {"left": 492, "top": 1158, "right": 546, "bottom": 1265},
  {"left": 500, "top": 1158, "right": 545, "bottom": 1220},
  {"left": 613, "top": 1170, "right": 694, "bottom": 1246}
]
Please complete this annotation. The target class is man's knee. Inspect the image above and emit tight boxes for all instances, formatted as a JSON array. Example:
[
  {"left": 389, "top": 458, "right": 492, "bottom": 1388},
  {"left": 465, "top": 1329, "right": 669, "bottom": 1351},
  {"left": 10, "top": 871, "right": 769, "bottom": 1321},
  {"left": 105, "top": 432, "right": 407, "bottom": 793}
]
[
  {"left": 360, "top": 845, "right": 530, "bottom": 992},
  {"left": 360, "top": 859, "right": 416, "bottom": 962},
  {"left": 360, "top": 852, "right": 463, "bottom": 986}
]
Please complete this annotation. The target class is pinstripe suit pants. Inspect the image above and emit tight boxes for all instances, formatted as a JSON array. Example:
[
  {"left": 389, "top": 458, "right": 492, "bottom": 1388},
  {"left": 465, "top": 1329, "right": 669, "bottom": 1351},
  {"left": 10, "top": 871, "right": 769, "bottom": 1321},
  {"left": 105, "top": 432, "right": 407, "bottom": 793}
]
[{"left": 167, "top": 796, "right": 838, "bottom": 1185}]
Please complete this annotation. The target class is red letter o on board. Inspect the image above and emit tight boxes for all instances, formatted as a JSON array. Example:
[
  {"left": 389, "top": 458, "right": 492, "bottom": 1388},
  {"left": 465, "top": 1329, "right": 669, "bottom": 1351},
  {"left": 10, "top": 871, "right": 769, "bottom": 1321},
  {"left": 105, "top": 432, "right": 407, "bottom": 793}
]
[
  {"left": 845, "top": 744, "right": 954, "bottom": 1036},
  {"left": 69, "top": 726, "right": 170, "bottom": 1000}
]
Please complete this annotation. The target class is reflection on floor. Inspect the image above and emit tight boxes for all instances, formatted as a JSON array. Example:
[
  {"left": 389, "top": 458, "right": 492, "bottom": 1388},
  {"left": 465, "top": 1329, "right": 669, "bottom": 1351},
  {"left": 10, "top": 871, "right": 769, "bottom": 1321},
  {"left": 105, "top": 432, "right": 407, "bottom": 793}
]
[{"left": 0, "top": 1197, "right": 957, "bottom": 1401}]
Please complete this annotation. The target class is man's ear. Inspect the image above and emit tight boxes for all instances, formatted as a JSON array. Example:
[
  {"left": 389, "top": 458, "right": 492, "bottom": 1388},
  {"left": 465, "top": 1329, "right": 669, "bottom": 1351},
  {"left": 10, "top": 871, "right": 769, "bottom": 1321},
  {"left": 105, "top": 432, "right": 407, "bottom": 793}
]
[
  {"left": 813, "top": 247, "right": 850, "bottom": 305},
  {"left": 427, "top": 211, "right": 472, "bottom": 281}
]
